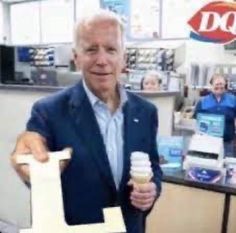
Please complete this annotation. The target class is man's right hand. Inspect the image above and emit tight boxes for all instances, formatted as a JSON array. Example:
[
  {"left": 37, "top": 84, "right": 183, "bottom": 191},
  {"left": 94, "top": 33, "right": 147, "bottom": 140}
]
[{"left": 11, "top": 131, "right": 48, "bottom": 182}]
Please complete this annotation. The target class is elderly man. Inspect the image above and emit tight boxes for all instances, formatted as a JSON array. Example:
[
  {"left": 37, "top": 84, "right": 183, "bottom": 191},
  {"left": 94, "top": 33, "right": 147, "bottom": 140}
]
[{"left": 11, "top": 10, "right": 162, "bottom": 233}]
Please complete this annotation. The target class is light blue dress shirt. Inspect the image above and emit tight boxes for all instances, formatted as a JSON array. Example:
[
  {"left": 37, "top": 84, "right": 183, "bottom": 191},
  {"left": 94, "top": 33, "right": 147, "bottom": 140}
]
[{"left": 83, "top": 80, "right": 128, "bottom": 189}]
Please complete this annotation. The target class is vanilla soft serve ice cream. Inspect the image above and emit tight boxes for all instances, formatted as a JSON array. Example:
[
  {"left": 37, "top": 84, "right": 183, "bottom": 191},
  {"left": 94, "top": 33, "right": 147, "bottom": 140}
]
[{"left": 130, "top": 151, "right": 153, "bottom": 184}]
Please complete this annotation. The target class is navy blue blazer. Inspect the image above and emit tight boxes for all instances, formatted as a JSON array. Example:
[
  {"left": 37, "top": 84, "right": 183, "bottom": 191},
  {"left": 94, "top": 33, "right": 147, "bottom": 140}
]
[{"left": 27, "top": 81, "right": 162, "bottom": 233}]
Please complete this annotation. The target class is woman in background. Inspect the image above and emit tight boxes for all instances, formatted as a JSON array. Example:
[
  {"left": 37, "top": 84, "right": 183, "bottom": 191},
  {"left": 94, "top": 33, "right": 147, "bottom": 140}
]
[
  {"left": 140, "top": 71, "right": 162, "bottom": 91},
  {"left": 194, "top": 74, "right": 236, "bottom": 157}
]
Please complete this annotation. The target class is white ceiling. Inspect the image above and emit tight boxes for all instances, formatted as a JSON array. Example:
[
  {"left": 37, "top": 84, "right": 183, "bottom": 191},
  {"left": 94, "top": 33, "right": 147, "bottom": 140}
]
[{"left": 1, "top": 0, "right": 29, "bottom": 3}]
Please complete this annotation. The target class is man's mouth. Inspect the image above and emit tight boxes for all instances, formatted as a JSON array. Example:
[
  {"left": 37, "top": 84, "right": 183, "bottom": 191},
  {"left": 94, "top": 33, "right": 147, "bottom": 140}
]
[{"left": 90, "top": 71, "right": 111, "bottom": 76}]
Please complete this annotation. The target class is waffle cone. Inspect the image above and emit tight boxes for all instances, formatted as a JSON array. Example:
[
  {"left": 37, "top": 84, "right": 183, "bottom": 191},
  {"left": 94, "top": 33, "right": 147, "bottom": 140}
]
[{"left": 131, "top": 174, "right": 152, "bottom": 184}]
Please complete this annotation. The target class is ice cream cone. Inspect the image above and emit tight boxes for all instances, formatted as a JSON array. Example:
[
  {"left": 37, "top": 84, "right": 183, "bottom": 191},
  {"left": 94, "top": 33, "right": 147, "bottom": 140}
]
[
  {"left": 130, "top": 151, "right": 153, "bottom": 186},
  {"left": 131, "top": 174, "right": 152, "bottom": 184}
]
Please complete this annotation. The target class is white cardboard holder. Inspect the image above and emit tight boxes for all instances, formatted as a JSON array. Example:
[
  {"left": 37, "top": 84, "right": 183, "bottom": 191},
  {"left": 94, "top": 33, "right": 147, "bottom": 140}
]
[{"left": 17, "top": 150, "right": 126, "bottom": 233}]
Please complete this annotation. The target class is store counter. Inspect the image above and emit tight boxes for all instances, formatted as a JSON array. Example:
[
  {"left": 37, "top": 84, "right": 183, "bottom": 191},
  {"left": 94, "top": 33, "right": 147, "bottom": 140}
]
[
  {"left": 146, "top": 169, "right": 236, "bottom": 233},
  {"left": 131, "top": 90, "right": 179, "bottom": 136},
  {"left": 0, "top": 83, "right": 64, "bottom": 92},
  {"left": 0, "top": 84, "right": 179, "bottom": 137}
]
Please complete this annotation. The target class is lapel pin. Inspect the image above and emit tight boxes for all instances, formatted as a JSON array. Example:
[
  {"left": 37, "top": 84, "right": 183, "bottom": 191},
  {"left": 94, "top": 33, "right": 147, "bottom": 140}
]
[{"left": 133, "top": 118, "right": 139, "bottom": 123}]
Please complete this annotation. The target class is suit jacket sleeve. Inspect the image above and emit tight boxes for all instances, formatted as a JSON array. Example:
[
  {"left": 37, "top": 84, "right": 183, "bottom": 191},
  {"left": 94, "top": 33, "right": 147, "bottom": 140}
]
[
  {"left": 144, "top": 106, "right": 162, "bottom": 216},
  {"left": 150, "top": 106, "right": 162, "bottom": 194},
  {"left": 26, "top": 100, "right": 53, "bottom": 150}
]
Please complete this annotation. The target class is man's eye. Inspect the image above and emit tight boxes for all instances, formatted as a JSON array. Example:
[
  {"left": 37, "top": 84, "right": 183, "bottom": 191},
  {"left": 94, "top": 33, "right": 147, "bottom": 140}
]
[
  {"left": 107, "top": 47, "right": 116, "bottom": 53},
  {"left": 86, "top": 48, "right": 97, "bottom": 53}
]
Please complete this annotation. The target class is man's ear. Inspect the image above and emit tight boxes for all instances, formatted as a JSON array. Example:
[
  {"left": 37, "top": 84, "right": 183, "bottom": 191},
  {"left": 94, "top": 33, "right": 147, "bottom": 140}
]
[
  {"left": 72, "top": 48, "right": 81, "bottom": 70},
  {"left": 122, "top": 52, "right": 127, "bottom": 70}
]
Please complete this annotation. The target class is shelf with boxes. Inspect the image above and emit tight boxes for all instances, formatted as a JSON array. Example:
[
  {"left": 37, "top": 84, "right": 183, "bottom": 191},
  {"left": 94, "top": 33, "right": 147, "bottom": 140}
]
[
  {"left": 125, "top": 47, "right": 178, "bottom": 91},
  {"left": 29, "top": 47, "right": 55, "bottom": 67},
  {"left": 125, "top": 47, "right": 175, "bottom": 71},
  {"left": 17, "top": 46, "right": 55, "bottom": 67}
]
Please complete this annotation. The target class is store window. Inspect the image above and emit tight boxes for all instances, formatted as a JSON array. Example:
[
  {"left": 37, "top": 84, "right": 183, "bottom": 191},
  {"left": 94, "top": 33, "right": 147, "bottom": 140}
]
[
  {"left": 41, "top": 0, "right": 74, "bottom": 44},
  {"left": 10, "top": 1, "right": 40, "bottom": 44},
  {"left": 76, "top": 0, "right": 100, "bottom": 20},
  {"left": 0, "top": 2, "right": 3, "bottom": 44}
]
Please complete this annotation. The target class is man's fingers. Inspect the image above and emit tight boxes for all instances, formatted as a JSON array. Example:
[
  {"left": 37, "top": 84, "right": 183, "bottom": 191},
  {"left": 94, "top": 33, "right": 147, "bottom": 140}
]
[
  {"left": 10, "top": 131, "right": 49, "bottom": 182},
  {"left": 17, "top": 164, "right": 30, "bottom": 179},
  {"left": 131, "top": 200, "right": 153, "bottom": 211},
  {"left": 15, "top": 131, "right": 49, "bottom": 162},
  {"left": 131, "top": 194, "right": 155, "bottom": 211},
  {"left": 131, "top": 196, "right": 154, "bottom": 205},
  {"left": 11, "top": 154, "right": 30, "bottom": 182},
  {"left": 59, "top": 147, "right": 73, "bottom": 172},
  {"left": 25, "top": 132, "right": 49, "bottom": 162},
  {"left": 11, "top": 132, "right": 72, "bottom": 184},
  {"left": 30, "top": 139, "right": 48, "bottom": 162},
  {"left": 59, "top": 160, "right": 69, "bottom": 172},
  {"left": 131, "top": 191, "right": 156, "bottom": 200},
  {"left": 136, "top": 183, "right": 157, "bottom": 192},
  {"left": 129, "top": 182, "right": 157, "bottom": 211}
]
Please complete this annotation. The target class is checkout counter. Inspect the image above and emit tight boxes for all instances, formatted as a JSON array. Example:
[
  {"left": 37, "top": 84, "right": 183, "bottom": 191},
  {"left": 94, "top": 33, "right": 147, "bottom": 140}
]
[
  {"left": 0, "top": 83, "right": 236, "bottom": 233},
  {"left": 147, "top": 170, "right": 236, "bottom": 233},
  {"left": 147, "top": 132, "right": 236, "bottom": 233}
]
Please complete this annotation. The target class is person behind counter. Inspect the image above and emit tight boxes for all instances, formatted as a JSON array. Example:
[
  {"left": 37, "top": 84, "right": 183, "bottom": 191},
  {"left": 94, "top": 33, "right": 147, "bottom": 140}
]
[
  {"left": 140, "top": 71, "right": 162, "bottom": 91},
  {"left": 10, "top": 10, "right": 162, "bottom": 233},
  {"left": 194, "top": 74, "right": 236, "bottom": 157}
]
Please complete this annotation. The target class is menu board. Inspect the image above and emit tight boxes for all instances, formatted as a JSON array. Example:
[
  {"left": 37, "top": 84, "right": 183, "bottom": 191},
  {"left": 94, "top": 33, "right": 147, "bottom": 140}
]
[
  {"left": 100, "top": 0, "right": 126, "bottom": 17},
  {"left": 130, "top": 0, "right": 160, "bottom": 39}
]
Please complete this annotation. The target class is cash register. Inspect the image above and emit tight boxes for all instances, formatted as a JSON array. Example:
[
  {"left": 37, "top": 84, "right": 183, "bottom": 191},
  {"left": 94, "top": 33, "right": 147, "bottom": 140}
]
[
  {"left": 183, "top": 134, "right": 224, "bottom": 183},
  {"left": 183, "top": 133, "right": 224, "bottom": 170}
]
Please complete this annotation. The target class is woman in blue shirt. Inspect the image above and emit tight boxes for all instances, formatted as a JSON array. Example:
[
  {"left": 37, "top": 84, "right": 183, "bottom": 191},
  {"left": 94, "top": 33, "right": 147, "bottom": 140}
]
[{"left": 194, "top": 74, "right": 236, "bottom": 157}]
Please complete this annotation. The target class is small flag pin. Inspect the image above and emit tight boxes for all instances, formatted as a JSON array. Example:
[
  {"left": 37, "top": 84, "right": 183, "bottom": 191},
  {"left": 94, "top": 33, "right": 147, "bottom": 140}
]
[{"left": 133, "top": 118, "right": 139, "bottom": 123}]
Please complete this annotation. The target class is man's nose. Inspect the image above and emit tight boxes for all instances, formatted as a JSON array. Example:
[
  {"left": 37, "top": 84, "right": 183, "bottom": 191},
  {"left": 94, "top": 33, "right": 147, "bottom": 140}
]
[{"left": 95, "top": 50, "right": 108, "bottom": 66}]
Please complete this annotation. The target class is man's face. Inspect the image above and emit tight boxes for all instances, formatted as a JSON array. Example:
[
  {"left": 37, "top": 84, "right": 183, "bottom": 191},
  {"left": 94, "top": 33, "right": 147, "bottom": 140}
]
[
  {"left": 74, "top": 20, "right": 125, "bottom": 95},
  {"left": 212, "top": 77, "right": 226, "bottom": 96}
]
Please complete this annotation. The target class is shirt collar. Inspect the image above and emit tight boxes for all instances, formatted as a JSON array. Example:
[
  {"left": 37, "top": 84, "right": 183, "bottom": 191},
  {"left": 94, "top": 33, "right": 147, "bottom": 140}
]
[
  {"left": 82, "top": 79, "right": 99, "bottom": 107},
  {"left": 82, "top": 79, "right": 128, "bottom": 109}
]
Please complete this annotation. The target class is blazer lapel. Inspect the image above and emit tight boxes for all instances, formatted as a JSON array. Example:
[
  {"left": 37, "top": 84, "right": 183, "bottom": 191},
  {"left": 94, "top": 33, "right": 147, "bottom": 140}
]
[{"left": 68, "top": 82, "right": 117, "bottom": 194}]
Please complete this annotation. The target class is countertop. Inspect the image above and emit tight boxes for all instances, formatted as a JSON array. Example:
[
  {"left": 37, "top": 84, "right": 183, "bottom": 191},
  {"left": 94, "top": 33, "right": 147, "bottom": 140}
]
[
  {"left": 0, "top": 84, "right": 64, "bottom": 92},
  {"left": 163, "top": 169, "right": 236, "bottom": 195},
  {"left": 130, "top": 90, "right": 180, "bottom": 97},
  {"left": 0, "top": 83, "right": 180, "bottom": 96}
]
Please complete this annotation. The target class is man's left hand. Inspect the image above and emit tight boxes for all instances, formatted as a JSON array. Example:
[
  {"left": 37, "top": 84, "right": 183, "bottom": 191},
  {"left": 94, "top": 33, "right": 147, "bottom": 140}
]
[{"left": 128, "top": 181, "right": 157, "bottom": 211}]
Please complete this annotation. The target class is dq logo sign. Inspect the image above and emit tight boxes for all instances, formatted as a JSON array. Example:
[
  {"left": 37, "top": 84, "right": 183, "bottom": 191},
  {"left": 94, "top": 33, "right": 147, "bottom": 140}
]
[{"left": 188, "top": 1, "right": 236, "bottom": 44}]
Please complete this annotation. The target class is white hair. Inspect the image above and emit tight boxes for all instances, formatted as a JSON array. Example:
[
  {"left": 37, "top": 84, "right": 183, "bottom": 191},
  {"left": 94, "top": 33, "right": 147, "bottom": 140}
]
[{"left": 73, "top": 9, "right": 125, "bottom": 51}]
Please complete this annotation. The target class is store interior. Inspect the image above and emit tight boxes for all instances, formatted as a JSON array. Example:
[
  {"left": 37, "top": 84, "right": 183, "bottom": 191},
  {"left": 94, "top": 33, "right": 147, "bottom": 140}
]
[{"left": 1, "top": 0, "right": 236, "bottom": 233}]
